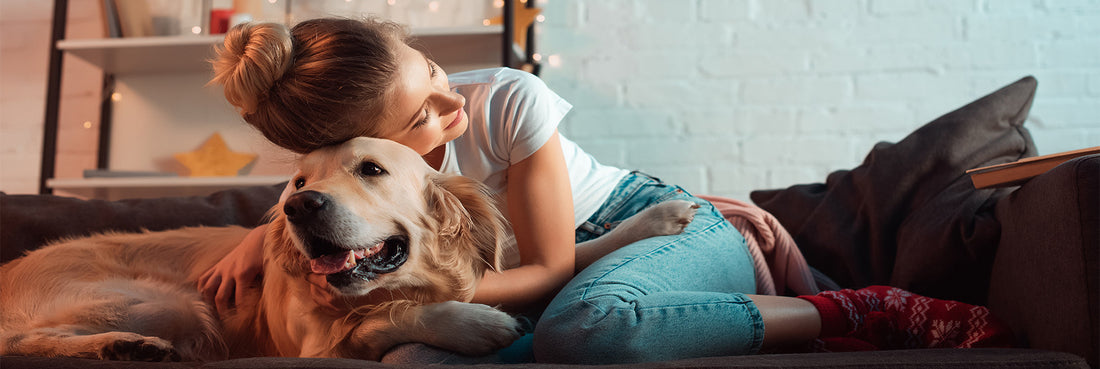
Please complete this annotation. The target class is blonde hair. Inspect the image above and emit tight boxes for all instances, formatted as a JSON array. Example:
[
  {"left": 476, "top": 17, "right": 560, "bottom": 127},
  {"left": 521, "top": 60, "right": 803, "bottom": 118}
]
[{"left": 211, "top": 18, "right": 410, "bottom": 154}]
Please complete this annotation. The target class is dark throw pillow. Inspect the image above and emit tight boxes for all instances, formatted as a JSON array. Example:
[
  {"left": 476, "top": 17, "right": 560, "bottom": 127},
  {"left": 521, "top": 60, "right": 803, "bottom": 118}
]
[
  {"left": 1, "top": 184, "right": 284, "bottom": 263},
  {"left": 750, "top": 76, "right": 1038, "bottom": 304}
]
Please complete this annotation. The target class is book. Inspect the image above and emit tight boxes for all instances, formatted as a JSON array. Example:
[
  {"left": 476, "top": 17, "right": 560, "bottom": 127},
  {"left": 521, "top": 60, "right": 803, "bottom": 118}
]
[
  {"left": 100, "top": 0, "right": 122, "bottom": 38},
  {"left": 967, "top": 146, "right": 1100, "bottom": 189},
  {"left": 113, "top": 0, "right": 153, "bottom": 37}
]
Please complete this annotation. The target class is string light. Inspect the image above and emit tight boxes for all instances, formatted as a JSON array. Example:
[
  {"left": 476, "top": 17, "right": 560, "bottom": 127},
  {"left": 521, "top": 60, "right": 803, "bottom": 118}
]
[
  {"left": 111, "top": 93, "right": 122, "bottom": 102},
  {"left": 428, "top": 1, "right": 439, "bottom": 12},
  {"left": 547, "top": 54, "right": 561, "bottom": 68},
  {"left": 191, "top": 26, "right": 202, "bottom": 34},
  {"left": 82, "top": 121, "right": 92, "bottom": 129}
]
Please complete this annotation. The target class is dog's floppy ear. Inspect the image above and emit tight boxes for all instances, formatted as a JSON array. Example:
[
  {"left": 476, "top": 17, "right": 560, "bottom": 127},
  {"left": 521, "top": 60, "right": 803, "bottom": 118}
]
[
  {"left": 264, "top": 205, "right": 310, "bottom": 277},
  {"left": 425, "top": 173, "right": 507, "bottom": 275}
]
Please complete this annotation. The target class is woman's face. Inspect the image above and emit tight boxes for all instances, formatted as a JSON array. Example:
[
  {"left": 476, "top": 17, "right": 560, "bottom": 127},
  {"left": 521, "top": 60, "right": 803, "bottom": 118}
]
[{"left": 375, "top": 42, "right": 469, "bottom": 156}]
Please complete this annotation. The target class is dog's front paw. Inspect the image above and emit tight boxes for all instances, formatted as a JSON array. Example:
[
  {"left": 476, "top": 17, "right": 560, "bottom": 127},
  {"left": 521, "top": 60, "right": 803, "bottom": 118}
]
[
  {"left": 98, "top": 332, "right": 181, "bottom": 362},
  {"left": 619, "top": 199, "right": 699, "bottom": 238},
  {"left": 420, "top": 301, "right": 521, "bottom": 357}
]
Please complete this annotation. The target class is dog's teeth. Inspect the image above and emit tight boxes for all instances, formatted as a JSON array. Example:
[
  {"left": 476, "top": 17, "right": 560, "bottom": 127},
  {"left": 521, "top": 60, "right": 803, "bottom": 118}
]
[
  {"left": 344, "top": 252, "right": 356, "bottom": 268},
  {"left": 366, "top": 241, "right": 385, "bottom": 256}
]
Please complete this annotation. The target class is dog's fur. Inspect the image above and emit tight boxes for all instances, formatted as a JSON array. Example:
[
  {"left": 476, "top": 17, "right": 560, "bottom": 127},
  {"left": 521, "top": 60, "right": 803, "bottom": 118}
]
[{"left": 0, "top": 137, "right": 697, "bottom": 362}]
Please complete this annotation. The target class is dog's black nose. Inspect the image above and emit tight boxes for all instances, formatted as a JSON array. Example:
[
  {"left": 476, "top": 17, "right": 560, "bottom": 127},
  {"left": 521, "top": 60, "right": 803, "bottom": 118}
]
[{"left": 284, "top": 190, "right": 329, "bottom": 224}]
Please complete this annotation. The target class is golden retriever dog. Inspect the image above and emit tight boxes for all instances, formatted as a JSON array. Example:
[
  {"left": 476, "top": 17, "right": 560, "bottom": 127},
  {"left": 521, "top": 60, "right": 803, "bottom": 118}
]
[{"left": 0, "top": 137, "right": 697, "bottom": 362}]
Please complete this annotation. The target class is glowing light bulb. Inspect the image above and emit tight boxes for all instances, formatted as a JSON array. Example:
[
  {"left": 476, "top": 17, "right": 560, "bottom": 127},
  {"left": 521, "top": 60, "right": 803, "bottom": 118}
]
[
  {"left": 82, "top": 121, "right": 92, "bottom": 129},
  {"left": 547, "top": 54, "right": 561, "bottom": 67},
  {"left": 111, "top": 93, "right": 122, "bottom": 102},
  {"left": 536, "top": 14, "right": 545, "bottom": 22},
  {"left": 428, "top": 1, "right": 439, "bottom": 11},
  {"left": 191, "top": 26, "right": 202, "bottom": 34}
]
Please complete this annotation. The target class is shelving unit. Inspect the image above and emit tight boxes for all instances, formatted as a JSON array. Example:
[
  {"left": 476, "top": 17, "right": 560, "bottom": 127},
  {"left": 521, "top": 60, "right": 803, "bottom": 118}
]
[
  {"left": 55, "top": 25, "right": 510, "bottom": 75},
  {"left": 40, "top": 0, "right": 538, "bottom": 199}
]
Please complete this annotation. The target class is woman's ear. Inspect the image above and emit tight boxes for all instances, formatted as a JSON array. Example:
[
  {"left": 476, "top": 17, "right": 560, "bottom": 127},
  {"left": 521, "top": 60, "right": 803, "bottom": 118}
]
[{"left": 425, "top": 174, "right": 507, "bottom": 274}]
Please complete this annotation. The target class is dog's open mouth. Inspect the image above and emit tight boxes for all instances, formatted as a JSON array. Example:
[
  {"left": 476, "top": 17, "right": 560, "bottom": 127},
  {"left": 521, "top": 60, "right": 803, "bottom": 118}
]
[{"left": 306, "top": 235, "right": 409, "bottom": 280}]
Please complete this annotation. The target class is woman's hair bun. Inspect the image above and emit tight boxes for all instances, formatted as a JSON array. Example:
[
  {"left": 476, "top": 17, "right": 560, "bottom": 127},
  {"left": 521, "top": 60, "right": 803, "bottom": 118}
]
[{"left": 211, "top": 22, "right": 294, "bottom": 115}]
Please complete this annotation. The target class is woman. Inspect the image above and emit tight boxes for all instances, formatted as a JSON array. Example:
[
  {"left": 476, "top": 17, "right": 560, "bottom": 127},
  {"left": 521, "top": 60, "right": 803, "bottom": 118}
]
[{"left": 201, "top": 18, "right": 1011, "bottom": 364}]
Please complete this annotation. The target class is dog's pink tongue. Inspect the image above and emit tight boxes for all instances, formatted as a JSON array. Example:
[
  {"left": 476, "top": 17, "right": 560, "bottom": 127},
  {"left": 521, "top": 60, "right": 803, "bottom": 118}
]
[{"left": 310, "top": 251, "right": 354, "bottom": 275}]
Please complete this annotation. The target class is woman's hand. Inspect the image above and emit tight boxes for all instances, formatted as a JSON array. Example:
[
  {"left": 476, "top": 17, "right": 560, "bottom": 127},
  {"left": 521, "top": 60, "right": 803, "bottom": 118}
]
[{"left": 199, "top": 224, "right": 268, "bottom": 317}]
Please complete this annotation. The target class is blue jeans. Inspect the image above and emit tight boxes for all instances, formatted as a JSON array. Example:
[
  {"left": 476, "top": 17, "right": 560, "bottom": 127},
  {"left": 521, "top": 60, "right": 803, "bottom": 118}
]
[{"left": 532, "top": 172, "right": 763, "bottom": 364}]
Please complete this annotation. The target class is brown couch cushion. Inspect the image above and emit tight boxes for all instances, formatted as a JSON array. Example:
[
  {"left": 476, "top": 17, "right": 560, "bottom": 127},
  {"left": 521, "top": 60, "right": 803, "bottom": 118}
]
[{"left": 750, "top": 76, "right": 1038, "bottom": 304}]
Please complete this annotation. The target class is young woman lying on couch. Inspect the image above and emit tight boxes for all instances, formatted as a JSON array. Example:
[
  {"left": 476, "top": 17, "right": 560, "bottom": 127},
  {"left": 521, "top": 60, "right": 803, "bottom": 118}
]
[{"left": 195, "top": 17, "right": 1015, "bottom": 364}]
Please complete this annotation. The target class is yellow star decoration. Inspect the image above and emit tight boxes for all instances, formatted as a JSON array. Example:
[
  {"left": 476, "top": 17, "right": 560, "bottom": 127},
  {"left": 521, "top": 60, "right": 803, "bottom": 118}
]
[
  {"left": 173, "top": 133, "right": 256, "bottom": 177},
  {"left": 487, "top": 0, "right": 542, "bottom": 50}
]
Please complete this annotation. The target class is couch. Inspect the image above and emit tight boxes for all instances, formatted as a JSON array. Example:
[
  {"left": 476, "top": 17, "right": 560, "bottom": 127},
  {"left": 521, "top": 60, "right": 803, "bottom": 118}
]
[{"left": 2, "top": 76, "right": 1095, "bottom": 368}]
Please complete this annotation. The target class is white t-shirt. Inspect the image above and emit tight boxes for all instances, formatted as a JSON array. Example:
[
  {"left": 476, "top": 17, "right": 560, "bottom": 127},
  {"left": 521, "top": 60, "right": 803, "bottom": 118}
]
[{"left": 442, "top": 68, "right": 629, "bottom": 266}]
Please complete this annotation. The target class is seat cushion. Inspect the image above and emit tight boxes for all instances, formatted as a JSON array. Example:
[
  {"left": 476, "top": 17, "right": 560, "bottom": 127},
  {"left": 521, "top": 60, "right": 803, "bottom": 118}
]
[{"left": 0, "top": 348, "right": 1090, "bottom": 368}]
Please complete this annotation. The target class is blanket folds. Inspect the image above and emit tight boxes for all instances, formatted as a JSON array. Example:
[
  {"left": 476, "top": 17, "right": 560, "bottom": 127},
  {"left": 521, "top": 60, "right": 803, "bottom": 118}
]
[{"left": 699, "top": 195, "right": 819, "bottom": 296}]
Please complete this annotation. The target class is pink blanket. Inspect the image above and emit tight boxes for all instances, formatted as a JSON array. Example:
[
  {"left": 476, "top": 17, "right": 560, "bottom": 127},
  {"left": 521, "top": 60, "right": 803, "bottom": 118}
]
[{"left": 699, "top": 195, "right": 819, "bottom": 296}]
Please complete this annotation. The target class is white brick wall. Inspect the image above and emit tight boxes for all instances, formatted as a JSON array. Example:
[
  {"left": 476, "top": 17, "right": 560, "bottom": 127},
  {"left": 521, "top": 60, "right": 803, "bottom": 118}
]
[
  {"left": 540, "top": 0, "right": 1100, "bottom": 200},
  {"left": 2, "top": 0, "right": 1098, "bottom": 200}
]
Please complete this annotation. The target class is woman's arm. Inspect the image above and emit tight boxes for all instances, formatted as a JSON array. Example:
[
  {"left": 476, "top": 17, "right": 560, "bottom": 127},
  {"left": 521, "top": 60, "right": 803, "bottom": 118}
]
[{"left": 471, "top": 132, "right": 576, "bottom": 312}]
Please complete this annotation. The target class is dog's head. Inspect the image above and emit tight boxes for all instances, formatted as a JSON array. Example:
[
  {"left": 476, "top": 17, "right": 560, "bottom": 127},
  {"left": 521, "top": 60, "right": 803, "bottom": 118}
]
[{"left": 266, "top": 137, "right": 507, "bottom": 303}]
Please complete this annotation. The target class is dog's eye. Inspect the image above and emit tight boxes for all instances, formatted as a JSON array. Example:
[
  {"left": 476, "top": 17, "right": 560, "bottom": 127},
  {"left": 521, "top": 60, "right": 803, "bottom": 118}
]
[
  {"left": 358, "top": 161, "right": 386, "bottom": 177},
  {"left": 294, "top": 177, "right": 305, "bottom": 189}
]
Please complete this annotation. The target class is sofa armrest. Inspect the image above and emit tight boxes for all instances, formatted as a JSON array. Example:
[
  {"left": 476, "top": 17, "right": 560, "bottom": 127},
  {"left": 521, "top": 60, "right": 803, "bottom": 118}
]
[{"left": 987, "top": 154, "right": 1099, "bottom": 367}]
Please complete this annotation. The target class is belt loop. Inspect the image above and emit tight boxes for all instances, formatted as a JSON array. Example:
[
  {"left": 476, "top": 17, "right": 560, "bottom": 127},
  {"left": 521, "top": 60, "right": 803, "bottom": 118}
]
[
  {"left": 629, "top": 170, "right": 663, "bottom": 184},
  {"left": 579, "top": 221, "right": 606, "bottom": 236}
]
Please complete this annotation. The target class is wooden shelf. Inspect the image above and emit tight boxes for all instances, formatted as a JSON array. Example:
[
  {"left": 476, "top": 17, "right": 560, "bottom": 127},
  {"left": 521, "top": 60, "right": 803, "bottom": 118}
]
[
  {"left": 48, "top": 176, "right": 289, "bottom": 200},
  {"left": 58, "top": 25, "right": 505, "bottom": 75},
  {"left": 58, "top": 35, "right": 223, "bottom": 74}
]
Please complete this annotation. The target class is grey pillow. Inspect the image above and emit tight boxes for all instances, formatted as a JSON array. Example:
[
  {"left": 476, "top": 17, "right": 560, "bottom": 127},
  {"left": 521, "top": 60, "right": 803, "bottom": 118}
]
[
  {"left": 750, "top": 76, "right": 1038, "bottom": 304},
  {"left": 1, "top": 184, "right": 284, "bottom": 263}
]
